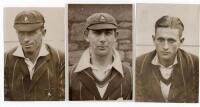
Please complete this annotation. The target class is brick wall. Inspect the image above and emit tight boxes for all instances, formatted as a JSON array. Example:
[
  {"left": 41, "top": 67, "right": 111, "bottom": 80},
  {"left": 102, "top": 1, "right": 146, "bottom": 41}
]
[{"left": 68, "top": 4, "right": 133, "bottom": 70}]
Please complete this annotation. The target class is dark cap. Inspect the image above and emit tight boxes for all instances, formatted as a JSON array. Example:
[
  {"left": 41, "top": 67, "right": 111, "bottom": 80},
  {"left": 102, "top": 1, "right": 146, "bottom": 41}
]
[
  {"left": 86, "top": 13, "right": 118, "bottom": 30},
  {"left": 14, "top": 10, "right": 45, "bottom": 31}
]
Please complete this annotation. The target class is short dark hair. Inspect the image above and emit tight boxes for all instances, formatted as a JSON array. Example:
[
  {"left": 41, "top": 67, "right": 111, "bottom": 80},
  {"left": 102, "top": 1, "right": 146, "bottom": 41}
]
[{"left": 155, "top": 15, "right": 184, "bottom": 37}]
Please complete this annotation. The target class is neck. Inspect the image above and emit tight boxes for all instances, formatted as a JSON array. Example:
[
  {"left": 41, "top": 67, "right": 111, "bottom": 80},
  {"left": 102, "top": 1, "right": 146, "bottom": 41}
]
[
  {"left": 159, "top": 56, "right": 176, "bottom": 67},
  {"left": 24, "top": 46, "right": 41, "bottom": 63},
  {"left": 91, "top": 52, "right": 113, "bottom": 70}
]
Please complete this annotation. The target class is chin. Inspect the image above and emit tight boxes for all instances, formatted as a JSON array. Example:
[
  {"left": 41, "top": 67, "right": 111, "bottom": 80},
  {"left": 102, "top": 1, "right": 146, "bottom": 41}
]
[
  {"left": 160, "top": 56, "right": 172, "bottom": 61},
  {"left": 96, "top": 51, "right": 109, "bottom": 56},
  {"left": 23, "top": 49, "right": 34, "bottom": 54}
]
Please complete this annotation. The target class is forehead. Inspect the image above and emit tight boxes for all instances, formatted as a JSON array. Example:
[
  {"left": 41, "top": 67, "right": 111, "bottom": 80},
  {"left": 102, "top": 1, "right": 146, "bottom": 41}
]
[{"left": 155, "top": 27, "right": 180, "bottom": 39}]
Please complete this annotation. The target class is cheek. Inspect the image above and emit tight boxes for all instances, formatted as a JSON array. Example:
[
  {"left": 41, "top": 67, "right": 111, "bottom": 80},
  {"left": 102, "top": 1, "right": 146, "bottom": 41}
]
[
  {"left": 17, "top": 36, "right": 24, "bottom": 42},
  {"left": 155, "top": 43, "right": 162, "bottom": 50},
  {"left": 107, "top": 36, "right": 115, "bottom": 43},
  {"left": 33, "top": 36, "right": 43, "bottom": 45},
  {"left": 171, "top": 44, "right": 179, "bottom": 52}
]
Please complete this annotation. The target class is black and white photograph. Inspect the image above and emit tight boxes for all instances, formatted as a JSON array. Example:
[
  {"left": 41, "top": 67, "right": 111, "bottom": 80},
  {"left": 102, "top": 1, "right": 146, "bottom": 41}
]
[
  {"left": 135, "top": 4, "right": 199, "bottom": 103},
  {"left": 4, "top": 7, "right": 65, "bottom": 101},
  {"left": 68, "top": 4, "right": 133, "bottom": 101}
]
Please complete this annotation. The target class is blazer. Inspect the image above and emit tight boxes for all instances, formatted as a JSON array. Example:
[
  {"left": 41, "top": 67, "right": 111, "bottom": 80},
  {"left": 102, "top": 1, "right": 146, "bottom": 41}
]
[
  {"left": 135, "top": 49, "right": 199, "bottom": 103},
  {"left": 69, "top": 64, "right": 132, "bottom": 100},
  {"left": 4, "top": 44, "right": 65, "bottom": 101}
]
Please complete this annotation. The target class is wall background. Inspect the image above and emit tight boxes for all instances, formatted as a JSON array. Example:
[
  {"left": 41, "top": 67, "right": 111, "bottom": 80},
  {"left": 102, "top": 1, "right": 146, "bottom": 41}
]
[
  {"left": 68, "top": 4, "right": 133, "bottom": 70},
  {"left": 136, "top": 4, "right": 199, "bottom": 57},
  {"left": 4, "top": 7, "right": 65, "bottom": 52}
]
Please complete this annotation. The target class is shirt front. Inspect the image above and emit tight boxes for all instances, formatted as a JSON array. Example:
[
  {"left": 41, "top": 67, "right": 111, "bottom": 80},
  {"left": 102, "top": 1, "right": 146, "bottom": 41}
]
[
  {"left": 13, "top": 43, "right": 49, "bottom": 80},
  {"left": 74, "top": 48, "right": 124, "bottom": 98},
  {"left": 151, "top": 54, "right": 178, "bottom": 101}
]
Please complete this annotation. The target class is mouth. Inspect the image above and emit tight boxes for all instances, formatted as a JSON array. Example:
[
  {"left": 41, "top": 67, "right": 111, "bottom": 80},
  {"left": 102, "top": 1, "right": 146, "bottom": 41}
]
[
  {"left": 23, "top": 44, "right": 33, "bottom": 48},
  {"left": 97, "top": 46, "right": 107, "bottom": 50},
  {"left": 162, "top": 51, "right": 170, "bottom": 55}
]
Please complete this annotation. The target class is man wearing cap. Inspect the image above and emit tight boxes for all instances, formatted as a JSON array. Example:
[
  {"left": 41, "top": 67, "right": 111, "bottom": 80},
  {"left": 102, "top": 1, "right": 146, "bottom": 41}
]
[
  {"left": 135, "top": 15, "right": 199, "bottom": 102},
  {"left": 69, "top": 13, "right": 132, "bottom": 100},
  {"left": 4, "top": 10, "right": 65, "bottom": 101}
]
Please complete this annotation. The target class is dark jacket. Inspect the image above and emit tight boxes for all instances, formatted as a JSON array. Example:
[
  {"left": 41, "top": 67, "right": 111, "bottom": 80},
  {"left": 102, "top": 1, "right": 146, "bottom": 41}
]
[
  {"left": 135, "top": 49, "right": 199, "bottom": 103},
  {"left": 4, "top": 44, "right": 65, "bottom": 101},
  {"left": 69, "top": 64, "right": 132, "bottom": 101}
]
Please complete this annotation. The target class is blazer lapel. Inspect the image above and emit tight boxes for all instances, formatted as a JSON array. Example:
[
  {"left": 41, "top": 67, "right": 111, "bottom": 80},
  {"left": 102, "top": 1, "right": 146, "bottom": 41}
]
[
  {"left": 168, "top": 64, "right": 185, "bottom": 102},
  {"left": 150, "top": 65, "right": 165, "bottom": 101},
  {"left": 28, "top": 56, "right": 50, "bottom": 91},
  {"left": 103, "top": 70, "right": 123, "bottom": 100},
  {"left": 17, "top": 58, "right": 30, "bottom": 76},
  {"left": 77, "top": 68, "right": 101, "bottom": 99}
]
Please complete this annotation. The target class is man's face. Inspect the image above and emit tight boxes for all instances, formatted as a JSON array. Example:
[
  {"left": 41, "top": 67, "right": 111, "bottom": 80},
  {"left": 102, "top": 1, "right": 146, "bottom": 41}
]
[
  {"left": 17, "top": 28, "right": 45, "bottom": 54},
  {"left": 86, "top": 29, "right": 117, "bottom": 56},
  {"left": 153, "top": 27, "right": 183, "bottom": 62}
]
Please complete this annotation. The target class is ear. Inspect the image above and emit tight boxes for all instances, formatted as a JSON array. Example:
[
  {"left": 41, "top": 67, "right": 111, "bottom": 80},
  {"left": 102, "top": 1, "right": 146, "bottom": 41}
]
[
  {"left": 84, "top": 30, "right": 89, "bottom": 42},
  {"left": 42, "top": 29, "right": 46, "bottom": 37},
  {"left": 180, "top": 36, "right": 184, "bottom": 44},
  {"left": 152, "top": 35, "right": 155, "bottom": 41},
  {"left": 114, "top": 30, "right": 119, "bottom": 42}
]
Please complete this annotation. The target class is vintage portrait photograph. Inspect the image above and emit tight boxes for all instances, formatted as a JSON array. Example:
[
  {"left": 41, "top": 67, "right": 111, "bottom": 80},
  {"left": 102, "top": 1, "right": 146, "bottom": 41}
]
[
  {"left": 68, "top": 4, "right": 133, "bottom": 101},
  {"left": 4, "top": 7, "right": 65, "bottom": 101},
  {"left": 135, "top": 4, "right": 199, "bottom": 103}
]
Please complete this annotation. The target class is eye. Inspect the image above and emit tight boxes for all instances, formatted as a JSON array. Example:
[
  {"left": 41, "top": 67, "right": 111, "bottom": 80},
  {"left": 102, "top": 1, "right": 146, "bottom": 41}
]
[
  {"left": 168, "top": 38, "right": 176, "bottom": 43},
  {"left": 17, "top": 31, "right": 23, "bottom": 36},
  {"left": 92, "top": 30, "right": 102, "bottom": 35},
  {"left": 156, "top": 37, "right": 165, "bottom": 42},
  {"left": 28, "top": 30, "right": 37, "bottom": 35},
  {"left": 104, "top": 30, "right": 113, "bottom": 35}
]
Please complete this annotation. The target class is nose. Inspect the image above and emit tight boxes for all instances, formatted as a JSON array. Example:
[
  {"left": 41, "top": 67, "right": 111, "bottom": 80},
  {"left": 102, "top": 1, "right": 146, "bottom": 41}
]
[
  {"left": 163, "top": 41, "right": 169, "bottom": 50},
  {"left": 23, "top": 33, "right": 30, "bottom": 42},
  {"left": 99, "top": 33, "right": 106, "bottom": 43}
]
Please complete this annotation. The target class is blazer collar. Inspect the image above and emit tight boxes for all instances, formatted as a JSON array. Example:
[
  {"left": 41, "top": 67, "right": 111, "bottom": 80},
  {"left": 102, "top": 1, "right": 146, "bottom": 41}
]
[
  {"left": 13, "top": 43, "right": 49, "bottom": 58},
  {"left": 74, "top": 48, "right": 124, "bottom": 77}
]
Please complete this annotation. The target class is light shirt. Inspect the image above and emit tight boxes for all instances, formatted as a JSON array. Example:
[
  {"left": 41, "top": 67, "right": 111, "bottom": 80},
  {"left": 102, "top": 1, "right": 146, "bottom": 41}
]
[
  {"left": 91, "top": 64, "right": 112, "bottom": 98},
  {"left": 151, "top": 54, "right": 178, "bottom": 101},
  {"left": 13, "top": 43, "right": 49, "bottom": 80},
  {"left": 74, "top": 48, "right": 124, "bottom": 98},
  {"left": 97, "top": 83, "right": 109, "bottom": 98}
]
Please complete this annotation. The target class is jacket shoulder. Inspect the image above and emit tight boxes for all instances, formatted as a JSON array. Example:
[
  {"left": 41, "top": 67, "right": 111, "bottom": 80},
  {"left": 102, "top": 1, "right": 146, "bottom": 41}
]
[
  {"left": 5, "top": 46, "right": 18, "bottom": 56},
  {"left": 179, "top": 49, "right": 199, "bottom": 66},
  {"left": 122, "top": 63, "right": 132, "bottom": 76},
  {"left": 4, "top": 47, "right": 18, "bottom": 65},
  {"left": 46, "top": 44, "right": 65, "bottom": 64},
  {"left": 136, "top": 51, "right": 155, "bottom": 74},
  {"left": 136, "top": 51, "right": 154, "bottom": 65}
]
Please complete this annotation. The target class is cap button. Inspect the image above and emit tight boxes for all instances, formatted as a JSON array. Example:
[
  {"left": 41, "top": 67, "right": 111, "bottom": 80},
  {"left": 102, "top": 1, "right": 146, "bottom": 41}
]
[{"left": 99, "top": 15, "right": 106, "bottom": 22}]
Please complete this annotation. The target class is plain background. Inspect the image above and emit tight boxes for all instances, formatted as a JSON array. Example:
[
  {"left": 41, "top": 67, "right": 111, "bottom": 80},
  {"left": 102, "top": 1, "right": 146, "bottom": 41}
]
[
  {"left": 136, "top": 4, "right": 200, "bottom": 57},
  {"left": 3, "top": 7, "right": 66, "bottom": 101},
  {"left": 4, "top": 7, "right": 65, "bottom": 52}
]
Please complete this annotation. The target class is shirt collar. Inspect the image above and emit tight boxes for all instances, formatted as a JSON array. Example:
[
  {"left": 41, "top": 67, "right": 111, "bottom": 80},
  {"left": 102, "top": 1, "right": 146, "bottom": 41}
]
[
  {"left": 74, "top": 48, "right": 124, "bottom": 77},
  {"left": 151, "top": 53, "right": 178, "bottom": 68},
  {"left": 13, "top": 43, "right": 49, "bottom": 58}
]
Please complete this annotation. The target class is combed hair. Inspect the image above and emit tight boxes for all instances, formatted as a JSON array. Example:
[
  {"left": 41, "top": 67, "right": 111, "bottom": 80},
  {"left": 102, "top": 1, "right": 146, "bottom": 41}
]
[{"left": 155, "top": 15, "right": 184, "bottom": 37}]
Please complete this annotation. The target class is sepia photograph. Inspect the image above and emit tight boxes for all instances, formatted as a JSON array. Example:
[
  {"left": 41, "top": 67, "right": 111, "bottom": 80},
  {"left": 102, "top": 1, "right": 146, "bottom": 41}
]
[
  {"left": 68, "top": 4, "right": 133, "bottom": 101},
  {"left": 4, "top": 7, "right": 65, "bottom": 101},
  {"left": 135, "top": 4, "right": 199, "bottom": 103}
]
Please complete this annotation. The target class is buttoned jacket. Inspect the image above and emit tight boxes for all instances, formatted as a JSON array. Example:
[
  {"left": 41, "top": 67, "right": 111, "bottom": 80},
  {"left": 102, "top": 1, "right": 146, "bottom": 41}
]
[{"left": 4, "top": 44, "right": 65, "bottom": 101}]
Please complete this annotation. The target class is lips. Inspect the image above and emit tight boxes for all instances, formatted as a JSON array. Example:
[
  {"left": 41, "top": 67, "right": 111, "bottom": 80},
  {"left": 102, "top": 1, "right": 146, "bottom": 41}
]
[
  {"left": 97, "top": 46, "right": 107, "bottom": 50},
  {"left": 23, "top": 44, "right": 33, "bottom": 48},
  {"left": 162, "top": 51, "right": 170, "bottom": 55}
]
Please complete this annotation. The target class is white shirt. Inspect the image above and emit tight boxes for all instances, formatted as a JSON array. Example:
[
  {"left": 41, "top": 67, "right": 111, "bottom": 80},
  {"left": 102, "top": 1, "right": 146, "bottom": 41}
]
[
  {"left": 74, "top": 48, "right": 124, "bottom": 98},
  {"left": 13, "top": 43, "right": 49, "bottom": 80},
  {"left": 151, "top": 54, "right": 178, "bottom": 101}
]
